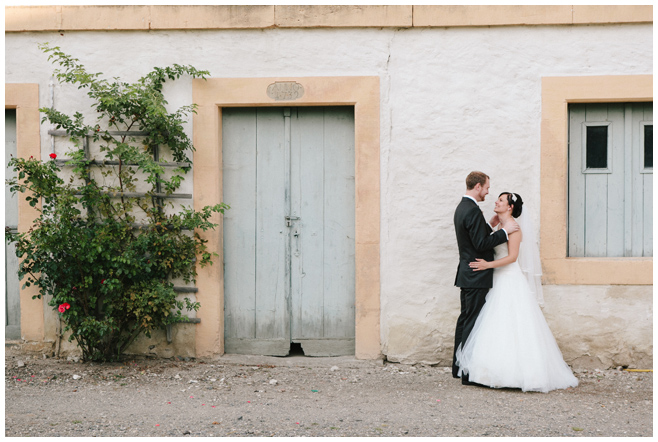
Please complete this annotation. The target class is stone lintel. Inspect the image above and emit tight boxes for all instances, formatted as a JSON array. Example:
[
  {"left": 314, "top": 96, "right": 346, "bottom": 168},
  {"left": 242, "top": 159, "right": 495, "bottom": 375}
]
[
  {"left": 275, "top": 5, "right": 412, "bottom": 28},
  {"left": 5, "top": 5, "right": 652, "bottom": 32}
]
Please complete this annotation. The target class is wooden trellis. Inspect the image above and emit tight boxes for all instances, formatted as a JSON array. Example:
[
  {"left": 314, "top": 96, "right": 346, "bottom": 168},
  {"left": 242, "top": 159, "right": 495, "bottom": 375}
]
[{"left": 49, "top": 129, "right": 200, "bottom": 341}]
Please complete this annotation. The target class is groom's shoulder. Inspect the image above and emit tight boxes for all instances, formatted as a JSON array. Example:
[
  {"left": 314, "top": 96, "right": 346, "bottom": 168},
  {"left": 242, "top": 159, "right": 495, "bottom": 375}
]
[
  {"left": 456, "top": 197, "right": 477, "bottom": 211},
  {"left": 455, "top": 198, "right": 477, "bottom": 219}
]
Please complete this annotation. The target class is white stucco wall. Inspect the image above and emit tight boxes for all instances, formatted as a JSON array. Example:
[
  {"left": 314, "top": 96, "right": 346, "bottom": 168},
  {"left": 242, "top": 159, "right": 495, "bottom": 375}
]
[{"left": 6, "top": 23, "right": 653, "bottom": 367}]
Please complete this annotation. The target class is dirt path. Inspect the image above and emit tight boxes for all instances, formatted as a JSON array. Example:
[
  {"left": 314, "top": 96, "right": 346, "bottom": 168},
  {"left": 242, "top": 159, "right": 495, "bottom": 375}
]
[{"left": 5, "top": 348, "right": 652, "bottom": 437}]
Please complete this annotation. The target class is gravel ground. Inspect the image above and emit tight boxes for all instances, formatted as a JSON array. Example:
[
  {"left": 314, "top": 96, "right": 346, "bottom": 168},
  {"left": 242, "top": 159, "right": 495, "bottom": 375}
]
[{"left": 5, "top": 347, "right": 652, "bottom": 437}]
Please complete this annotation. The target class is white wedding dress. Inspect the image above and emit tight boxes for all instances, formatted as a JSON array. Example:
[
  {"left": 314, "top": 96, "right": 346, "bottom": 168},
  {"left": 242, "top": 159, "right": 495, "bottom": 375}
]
[{"left": 456, "top": 242, "right": 578, "bottom": 393}]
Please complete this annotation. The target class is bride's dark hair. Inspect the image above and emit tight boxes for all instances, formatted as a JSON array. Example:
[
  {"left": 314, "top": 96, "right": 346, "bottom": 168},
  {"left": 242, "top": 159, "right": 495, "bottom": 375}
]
[{"left": 499, "top": 192, "right": 523, "bottom": 218}]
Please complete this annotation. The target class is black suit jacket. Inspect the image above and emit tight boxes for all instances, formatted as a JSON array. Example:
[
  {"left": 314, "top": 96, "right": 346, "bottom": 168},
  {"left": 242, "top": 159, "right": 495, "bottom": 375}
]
[{"left": 453, "top": 197, "right": 508, "bottom": 288}]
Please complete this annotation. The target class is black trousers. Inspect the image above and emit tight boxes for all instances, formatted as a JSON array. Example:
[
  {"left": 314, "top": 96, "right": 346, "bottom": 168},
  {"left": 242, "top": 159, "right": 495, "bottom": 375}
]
[{"left": 452, "top": 287, "right": 489, "bottom": 378}]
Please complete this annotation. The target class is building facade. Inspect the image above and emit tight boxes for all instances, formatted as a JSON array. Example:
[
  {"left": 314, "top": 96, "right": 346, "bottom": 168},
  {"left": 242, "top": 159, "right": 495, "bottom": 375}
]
[{"left": 5, "top": 5, "right": 652, "bottom": 368}]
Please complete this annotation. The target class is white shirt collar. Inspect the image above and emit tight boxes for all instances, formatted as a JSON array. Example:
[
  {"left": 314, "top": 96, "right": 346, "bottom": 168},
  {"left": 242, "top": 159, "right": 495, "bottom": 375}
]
[{"left": 463, "top": 195, "right": 478, "bottom": 204}]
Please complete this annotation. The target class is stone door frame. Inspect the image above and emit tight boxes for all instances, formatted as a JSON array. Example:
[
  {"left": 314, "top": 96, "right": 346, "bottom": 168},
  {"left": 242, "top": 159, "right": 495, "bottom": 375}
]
[
  {"left": 5, "top": 83, "right": 43, "bottom": 342},
  {"left": 192, "top": 76, "right": 381, "bottom": 359}
]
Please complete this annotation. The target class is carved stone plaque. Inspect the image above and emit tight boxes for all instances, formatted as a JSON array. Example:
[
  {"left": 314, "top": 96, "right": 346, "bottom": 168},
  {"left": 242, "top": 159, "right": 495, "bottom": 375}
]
[{"left": 267, "top": 81, "right": 304, "bottom": 101}]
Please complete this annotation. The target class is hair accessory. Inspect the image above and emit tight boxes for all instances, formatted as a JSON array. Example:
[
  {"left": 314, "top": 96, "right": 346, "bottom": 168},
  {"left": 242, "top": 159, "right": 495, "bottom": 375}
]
[{"left": 511, "top": 193, "right": 517, "bottom": 203}]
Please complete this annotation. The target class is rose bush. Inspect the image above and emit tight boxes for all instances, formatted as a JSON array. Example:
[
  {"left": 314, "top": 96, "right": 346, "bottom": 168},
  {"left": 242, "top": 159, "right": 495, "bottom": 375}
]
[{"left": 6, "top": 44, "right": 228, "bottom": 362}]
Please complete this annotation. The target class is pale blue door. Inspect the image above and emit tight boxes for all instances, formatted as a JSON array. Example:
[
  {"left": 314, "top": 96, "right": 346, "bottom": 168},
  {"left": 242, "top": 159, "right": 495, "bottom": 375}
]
[
  {"left": 223, "top": 107, "right": 355, "bottom": 356},
  {"left": 5, "top": 110, "right": 20, "bottom": 339}
]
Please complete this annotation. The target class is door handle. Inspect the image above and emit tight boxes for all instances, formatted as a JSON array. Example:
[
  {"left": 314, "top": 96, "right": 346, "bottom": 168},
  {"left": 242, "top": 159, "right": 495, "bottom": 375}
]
[{"left": 285, "top": 216, "right": 300, "bottom": 227}]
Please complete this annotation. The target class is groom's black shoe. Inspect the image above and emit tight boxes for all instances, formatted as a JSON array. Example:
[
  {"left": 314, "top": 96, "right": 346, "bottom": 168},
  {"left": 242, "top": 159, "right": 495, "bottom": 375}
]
[{"left": 460, "top": 374, "right": 489, "bottom": 388}]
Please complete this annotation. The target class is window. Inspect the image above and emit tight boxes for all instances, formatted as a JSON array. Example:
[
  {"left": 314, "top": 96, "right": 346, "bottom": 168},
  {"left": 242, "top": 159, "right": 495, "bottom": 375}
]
[
  {"left": 541, "top": 75, "right": 652, "bottom": 285},
  {"left": 585, "top": 125, "right": 609, "bottom": 169},
  {"left": 568, "top": 102, "right": 653, "bottom": 258},
  {"left": 642, "top": 123, "right": 653, "bottom": 170}
]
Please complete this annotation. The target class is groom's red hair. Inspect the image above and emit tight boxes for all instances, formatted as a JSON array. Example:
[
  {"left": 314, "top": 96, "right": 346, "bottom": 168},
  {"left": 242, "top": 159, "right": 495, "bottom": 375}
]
[{"left": 465, "top": 171, "right": 489, "bottom": 190}]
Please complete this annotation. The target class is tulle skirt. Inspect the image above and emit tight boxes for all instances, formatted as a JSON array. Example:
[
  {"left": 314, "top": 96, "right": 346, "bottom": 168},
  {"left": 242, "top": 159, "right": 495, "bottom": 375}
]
[{"left": 456, "top": 262, "right": 578, "bottom": 393}]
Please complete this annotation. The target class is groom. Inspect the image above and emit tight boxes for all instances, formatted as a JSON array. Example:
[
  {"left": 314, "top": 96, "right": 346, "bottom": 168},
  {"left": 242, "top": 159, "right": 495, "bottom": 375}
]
[{"left": 452, "top": 171, "right": 518, "bottom": 385}]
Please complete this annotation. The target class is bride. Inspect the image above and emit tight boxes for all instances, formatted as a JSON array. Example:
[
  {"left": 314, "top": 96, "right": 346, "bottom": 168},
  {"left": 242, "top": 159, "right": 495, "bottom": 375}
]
[{"left": 455, "top": 192, "right": 578, "bottom": 393}]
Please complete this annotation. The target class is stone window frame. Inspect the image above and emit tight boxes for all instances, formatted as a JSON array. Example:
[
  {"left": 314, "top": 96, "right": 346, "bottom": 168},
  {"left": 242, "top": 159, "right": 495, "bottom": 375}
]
[
  {"left": 191, "top": 77, "right": 381, "bottom": 358},
  {"left": 540, "top": 75, "right": 652, "bottom": 285}
]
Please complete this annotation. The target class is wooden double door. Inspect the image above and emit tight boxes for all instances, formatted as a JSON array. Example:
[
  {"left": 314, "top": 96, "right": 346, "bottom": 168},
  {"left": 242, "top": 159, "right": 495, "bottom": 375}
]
[{"left": 222, "top": 107, "right": 355, "bottom": 356}]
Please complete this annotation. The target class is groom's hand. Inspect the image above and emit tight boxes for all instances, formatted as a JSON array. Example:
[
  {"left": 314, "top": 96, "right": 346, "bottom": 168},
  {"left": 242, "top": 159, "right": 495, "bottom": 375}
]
[{"left": 503, "top": 219, "right": 519, "bottom": 234}]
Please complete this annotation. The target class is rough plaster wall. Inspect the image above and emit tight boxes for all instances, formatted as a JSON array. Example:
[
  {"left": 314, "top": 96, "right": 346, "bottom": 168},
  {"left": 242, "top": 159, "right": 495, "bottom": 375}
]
[
  {"left": 5, "top": 24, "right": 653, "bottom": 367},
  {"left": 542, "top": 285, "right": 653, "bottom": 369},
  {"left": 380, "top": 25, "right": 652, "bottom": 368},
  {"left": 50, "top": 324, "right": 196, "bottom": 360}
]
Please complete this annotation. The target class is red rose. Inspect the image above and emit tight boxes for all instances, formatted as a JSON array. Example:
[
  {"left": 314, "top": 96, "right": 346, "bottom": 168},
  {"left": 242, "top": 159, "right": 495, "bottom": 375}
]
[
  {"left": 49, "top": 153, "right": 57, "bottom": 159},
  {"left": 58, "top": 303, "right": 70, "bottom": 313}
]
